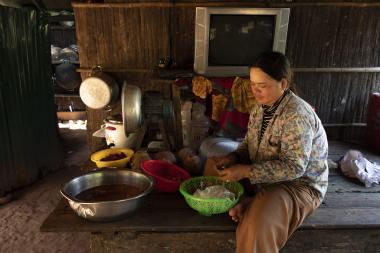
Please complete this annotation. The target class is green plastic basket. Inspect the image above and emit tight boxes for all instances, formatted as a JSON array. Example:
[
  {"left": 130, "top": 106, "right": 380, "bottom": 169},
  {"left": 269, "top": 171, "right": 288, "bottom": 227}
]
[{"left": 179, "top": 176, "right": 244, "bottom": 216}]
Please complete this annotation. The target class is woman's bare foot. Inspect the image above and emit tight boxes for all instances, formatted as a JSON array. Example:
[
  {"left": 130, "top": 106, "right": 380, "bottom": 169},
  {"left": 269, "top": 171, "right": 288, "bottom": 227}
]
[{"left": 229, "top": 196, "right": 251, "bottom": 222}]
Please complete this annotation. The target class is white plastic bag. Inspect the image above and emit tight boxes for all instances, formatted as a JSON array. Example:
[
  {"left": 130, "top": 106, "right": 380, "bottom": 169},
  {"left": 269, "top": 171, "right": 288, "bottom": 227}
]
[
  {"left": 194, "top": 185, "right": 235, "bottom": 200},
  {"left": 340, "top": 150, "right": 380, "bottom": 187}
]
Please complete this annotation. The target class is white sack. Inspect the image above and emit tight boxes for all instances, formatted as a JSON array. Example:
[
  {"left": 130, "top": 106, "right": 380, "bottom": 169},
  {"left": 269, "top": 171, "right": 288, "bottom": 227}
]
[{"left": 340, "top": 150, "right": 380, "bottom": 187}]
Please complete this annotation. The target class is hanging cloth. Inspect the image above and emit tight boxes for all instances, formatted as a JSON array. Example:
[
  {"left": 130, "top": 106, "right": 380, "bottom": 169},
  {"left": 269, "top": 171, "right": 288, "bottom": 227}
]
[
  {"left": 192, "top": 75, "right": 213, "bottom": 99},
  {"left": 211, "top": 94, "right": 228, "bottom": 122},
  {"left": 231, "top": 77, "right": 256, "bottom": 113}
]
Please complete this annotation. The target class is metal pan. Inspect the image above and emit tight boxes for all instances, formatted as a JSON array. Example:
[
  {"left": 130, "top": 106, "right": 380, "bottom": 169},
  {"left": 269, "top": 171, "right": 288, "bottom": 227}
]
[
  {"left": 60, "top": 169, "right": 153, "bottom": 221},
  {"left": 55, "top": 62, "right": 81, "bottom": 91},
  {"left": 122, "top": 82, "right": 142, "bottom": 133}
]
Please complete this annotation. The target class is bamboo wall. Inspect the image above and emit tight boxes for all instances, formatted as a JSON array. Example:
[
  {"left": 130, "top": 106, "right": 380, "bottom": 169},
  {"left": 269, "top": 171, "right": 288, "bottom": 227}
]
[{"left": 73, "top": 1, "right": 380, "bottom": 149}]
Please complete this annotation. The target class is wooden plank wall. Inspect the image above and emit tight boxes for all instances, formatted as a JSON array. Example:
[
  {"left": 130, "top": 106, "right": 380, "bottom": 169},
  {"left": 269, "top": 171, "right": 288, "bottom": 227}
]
[
  {"left": 287, "top": 6, "right": 380, "bottom": 143},
  {"left": 74, "top": 5, "right": 170, "bottom": 150},
  {"left": 287, "top": 6, "right": 380, "bottom": 119},
  {"left": 73, "top": 1, "right": 380, "bottom": 150},
  {"left": 75, "top": 8, "right": 170, "bottom": 69}
]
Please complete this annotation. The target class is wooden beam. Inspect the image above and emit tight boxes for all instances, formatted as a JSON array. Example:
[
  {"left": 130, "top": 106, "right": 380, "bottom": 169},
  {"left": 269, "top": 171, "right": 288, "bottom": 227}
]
[
  {"left": 72, "top": 1, "right": 380, "bottom": 8},
  {"left": 294, "top": 67, "right": 380, "bottom": 73},
  {"left": 72, "top": 2, "right": 174, "bottom": 8},
  {"left": 77, "top": 67, "right": 380, "bottom": 74},
  {"left": 77, "top": 68, "right": 154, "bottom": 73},
  {"left": 323, "top": 123, "right": 367, "bottom": 127},
  {"left": 78, "top": 67, "right": 380, "bottom": 74}
]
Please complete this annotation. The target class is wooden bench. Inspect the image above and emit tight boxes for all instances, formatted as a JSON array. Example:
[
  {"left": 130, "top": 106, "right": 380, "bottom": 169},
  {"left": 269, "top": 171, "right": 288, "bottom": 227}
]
[{"left": 41, "top": 141, "right": 380, "bottom": 253}]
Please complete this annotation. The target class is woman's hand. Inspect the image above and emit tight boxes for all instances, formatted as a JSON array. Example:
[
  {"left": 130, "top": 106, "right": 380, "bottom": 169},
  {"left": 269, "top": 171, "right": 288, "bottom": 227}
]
[
  {"left": 218, "top": 164, "right": 251, "bottom": 182},
  {"left": 211, "top": 153, "right": 238, "bottom": 170}
]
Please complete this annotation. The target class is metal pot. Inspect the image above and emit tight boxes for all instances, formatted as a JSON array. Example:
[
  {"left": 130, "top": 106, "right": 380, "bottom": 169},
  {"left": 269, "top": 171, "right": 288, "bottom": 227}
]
[
  {"left": 79, "top": 66, "right": 119, "bottom": 109},
  {"left": 61, "top": 169, "right": 153, "bottom": 222},
  {"left": 199, "top": 137, "right": 240, "bottom": 167},
  {"left": 55, "top": 62, "right": 81, "bottom": 91},
  {"left": 122, "top": 82, "right": 142, "bottom": 133}
]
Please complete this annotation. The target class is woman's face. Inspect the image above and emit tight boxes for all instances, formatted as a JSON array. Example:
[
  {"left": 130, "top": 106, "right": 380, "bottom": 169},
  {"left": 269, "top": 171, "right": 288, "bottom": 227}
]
[{"left": 250, "top": 67, "right": 288, "bottom": 106}]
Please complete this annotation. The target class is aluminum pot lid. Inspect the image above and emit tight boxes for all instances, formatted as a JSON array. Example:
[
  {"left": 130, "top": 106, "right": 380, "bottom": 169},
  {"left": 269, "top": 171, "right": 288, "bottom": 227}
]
[
  {"left": 122, "top": 82, "right": 142, "bottom": 133},
  {"left": 79, "top": 77, "right": 112, "bottom": 109},
  {"left": 105, "top": 114, "right": 123, "bottom": 125}
]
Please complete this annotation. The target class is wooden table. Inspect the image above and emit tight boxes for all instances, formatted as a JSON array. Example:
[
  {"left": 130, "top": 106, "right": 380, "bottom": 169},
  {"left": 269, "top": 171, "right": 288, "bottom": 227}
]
[
  {"left": 41, "top": 141, "right": 380, "bottom": 252},
  {"left": 41, "top": 177, "right": 380, "bottom": 253}
]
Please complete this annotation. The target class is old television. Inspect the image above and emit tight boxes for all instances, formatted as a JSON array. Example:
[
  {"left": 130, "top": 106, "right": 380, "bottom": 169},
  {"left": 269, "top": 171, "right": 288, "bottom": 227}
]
[{"left": 194, "top": 7, "right": 290, "bottom": 76}]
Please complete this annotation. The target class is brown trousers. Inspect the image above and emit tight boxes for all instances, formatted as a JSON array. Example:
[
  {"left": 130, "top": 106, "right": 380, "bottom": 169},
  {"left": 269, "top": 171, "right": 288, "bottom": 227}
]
[{"left": 235, "top": 182, "right": 321, "bottom": 253}]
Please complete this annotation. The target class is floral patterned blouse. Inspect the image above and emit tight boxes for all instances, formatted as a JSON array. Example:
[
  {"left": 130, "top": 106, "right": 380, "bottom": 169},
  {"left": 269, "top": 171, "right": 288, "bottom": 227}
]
[{"left": 233, "top": 90, "right": 329, "bottom": 199}]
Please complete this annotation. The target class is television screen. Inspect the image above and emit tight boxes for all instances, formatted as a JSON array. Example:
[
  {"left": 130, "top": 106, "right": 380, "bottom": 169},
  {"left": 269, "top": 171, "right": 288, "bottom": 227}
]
[
  {"left": 194, "top": 7, "right": 290, "bottom": 76},
  {"left": 208, "top": 14, "right": 275, "bottom": 66}
]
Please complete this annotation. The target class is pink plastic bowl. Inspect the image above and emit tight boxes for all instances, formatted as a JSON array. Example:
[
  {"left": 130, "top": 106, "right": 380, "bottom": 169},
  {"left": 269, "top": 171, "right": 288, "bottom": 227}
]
[{"left": 141, "top": 160, "right": 191, "bottom": 192}]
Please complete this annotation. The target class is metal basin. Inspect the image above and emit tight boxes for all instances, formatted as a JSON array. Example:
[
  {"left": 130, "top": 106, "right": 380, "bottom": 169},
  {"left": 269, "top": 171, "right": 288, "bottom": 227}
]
[{"left": 61, "top": 169, "right": 153, "bottom": 222}]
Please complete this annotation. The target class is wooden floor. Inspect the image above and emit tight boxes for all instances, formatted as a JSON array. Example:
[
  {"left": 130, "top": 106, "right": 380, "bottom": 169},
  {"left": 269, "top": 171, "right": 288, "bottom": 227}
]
[
  {"left": 41, "top": 141, "right": 380, "bottom": 253},
  {"left": 282, "top": 141, "right": 380, "bottom": 253}
]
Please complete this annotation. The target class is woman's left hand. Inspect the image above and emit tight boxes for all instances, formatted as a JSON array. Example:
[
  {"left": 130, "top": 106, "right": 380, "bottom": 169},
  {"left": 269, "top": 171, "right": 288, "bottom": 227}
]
[{"left": 218, "top": 164, "right": 251, "bottom": 182}]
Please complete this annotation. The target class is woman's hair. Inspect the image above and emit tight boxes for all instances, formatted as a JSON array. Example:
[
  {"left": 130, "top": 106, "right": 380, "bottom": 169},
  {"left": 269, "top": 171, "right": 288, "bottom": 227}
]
[{"left": 249, "top": 51, "right": 296, "bottom": 93}]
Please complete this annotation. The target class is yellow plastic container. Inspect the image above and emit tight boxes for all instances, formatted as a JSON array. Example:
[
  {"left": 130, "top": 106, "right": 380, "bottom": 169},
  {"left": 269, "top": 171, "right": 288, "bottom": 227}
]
[{"left": 91, "top": 148, "right": 134, "bottom": 168}]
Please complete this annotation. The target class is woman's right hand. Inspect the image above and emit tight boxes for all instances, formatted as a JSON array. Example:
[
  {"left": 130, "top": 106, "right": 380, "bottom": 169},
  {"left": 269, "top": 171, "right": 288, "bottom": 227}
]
[{"left": 210, "top": 153, "right": 238, "bottom": 170}]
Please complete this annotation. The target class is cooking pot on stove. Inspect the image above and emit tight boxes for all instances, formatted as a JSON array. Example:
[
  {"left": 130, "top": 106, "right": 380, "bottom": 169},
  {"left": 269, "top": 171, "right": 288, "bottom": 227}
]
[{"left": 79, "top": 66, "right": 119, "bottom": 109}]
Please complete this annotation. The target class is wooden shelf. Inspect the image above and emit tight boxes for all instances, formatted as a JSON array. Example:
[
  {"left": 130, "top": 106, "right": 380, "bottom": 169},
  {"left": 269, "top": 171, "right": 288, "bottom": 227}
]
[
  {"left": 51, "top": 25, "right": 76, "bottom": 31},
  {"left": 54, "top": 94, "right": 80, "bottom": 98},
  {"left": 57, "top": 111, "right": 86, "bottom": 121},
  {"left": 76, "top": 68, "right": 194, "bottom": 79},
  {"left": 52, "top": 60, "right": 80, "bottom": 65},
  {"left": 77, "top": 67, "right": 153, "bottom": 73},
  {"left": 49, "top": 14, "right": 74, "bottom": 22}
]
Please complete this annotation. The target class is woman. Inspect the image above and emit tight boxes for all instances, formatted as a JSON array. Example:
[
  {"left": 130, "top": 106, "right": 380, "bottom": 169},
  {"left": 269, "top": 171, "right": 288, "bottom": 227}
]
[{"left": 209, "top": 51, "right": 328, "bottom": 253}]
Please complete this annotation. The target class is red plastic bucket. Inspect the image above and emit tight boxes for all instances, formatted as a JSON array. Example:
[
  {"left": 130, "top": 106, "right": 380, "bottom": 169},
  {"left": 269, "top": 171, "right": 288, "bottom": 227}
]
[{"left": 141, "top": 160, "right": 191, "bottom": 192}]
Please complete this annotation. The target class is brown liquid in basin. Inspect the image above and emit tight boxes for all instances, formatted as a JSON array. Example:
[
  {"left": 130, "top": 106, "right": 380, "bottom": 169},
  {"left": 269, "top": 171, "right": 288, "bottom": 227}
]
[{"left": 75, "top": 184, "right": 144, "bottom": 202}]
